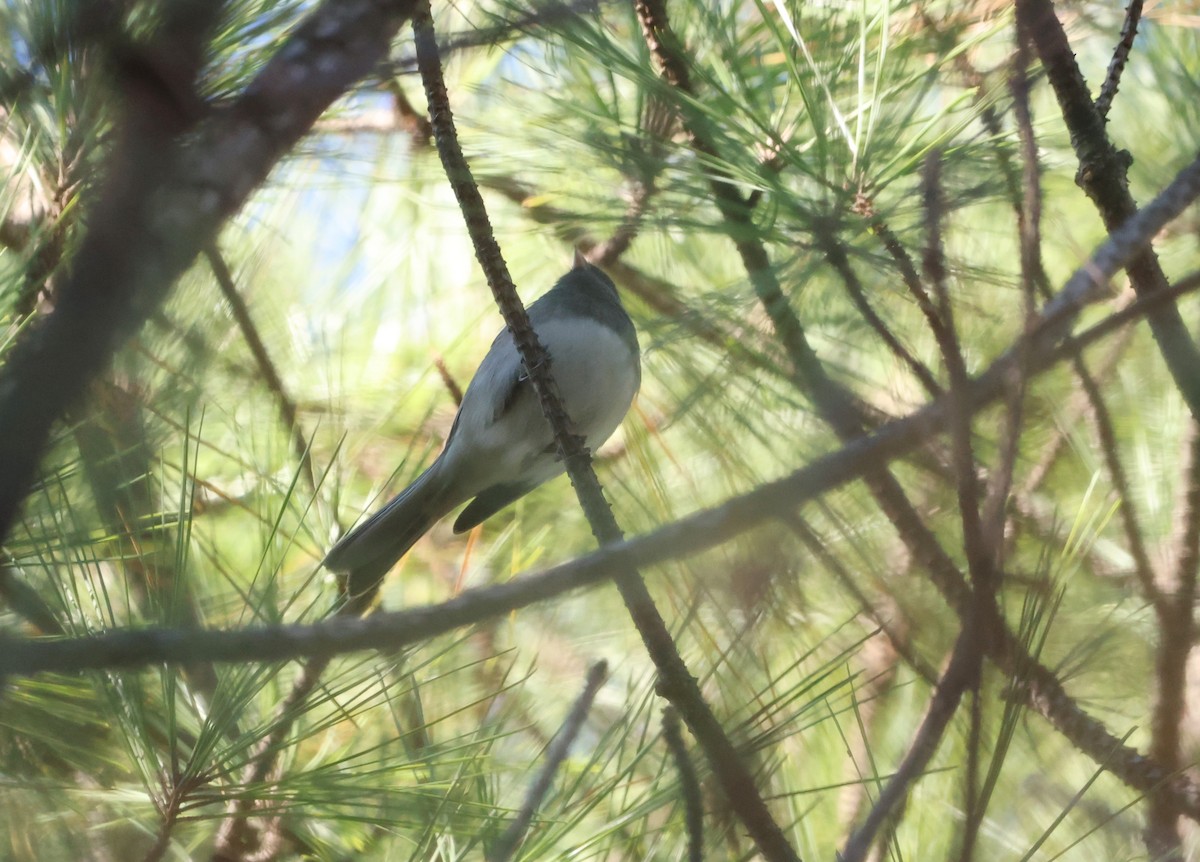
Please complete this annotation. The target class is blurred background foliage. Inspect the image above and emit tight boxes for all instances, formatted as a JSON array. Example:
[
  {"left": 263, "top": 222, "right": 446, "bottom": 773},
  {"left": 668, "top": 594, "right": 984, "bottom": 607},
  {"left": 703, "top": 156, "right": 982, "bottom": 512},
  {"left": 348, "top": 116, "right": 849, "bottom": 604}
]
[{"left": 1, "top": 0, "right": 1199, "bottom": 859}]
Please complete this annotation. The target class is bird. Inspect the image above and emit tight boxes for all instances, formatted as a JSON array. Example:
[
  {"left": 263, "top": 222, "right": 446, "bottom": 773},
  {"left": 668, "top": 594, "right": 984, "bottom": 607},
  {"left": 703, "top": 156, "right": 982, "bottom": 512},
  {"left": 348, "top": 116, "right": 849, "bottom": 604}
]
[{"left": 324, "top": 254, "right": 640, "bottom": 612}]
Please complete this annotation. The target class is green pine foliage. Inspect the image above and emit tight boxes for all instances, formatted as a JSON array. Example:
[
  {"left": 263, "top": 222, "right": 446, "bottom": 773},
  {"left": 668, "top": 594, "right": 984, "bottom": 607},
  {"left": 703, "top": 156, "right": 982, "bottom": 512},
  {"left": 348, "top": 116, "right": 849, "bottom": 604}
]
[{"left": 1, "top": 0, "right": 1198, "bottom": 859}]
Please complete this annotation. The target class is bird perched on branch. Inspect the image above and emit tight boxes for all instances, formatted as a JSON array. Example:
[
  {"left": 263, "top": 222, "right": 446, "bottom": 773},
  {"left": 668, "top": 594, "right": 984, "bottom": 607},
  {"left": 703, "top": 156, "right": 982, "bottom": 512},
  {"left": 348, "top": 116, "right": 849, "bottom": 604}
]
[{"left": 325, "top": 254, "right": 640, "bottom": 612}]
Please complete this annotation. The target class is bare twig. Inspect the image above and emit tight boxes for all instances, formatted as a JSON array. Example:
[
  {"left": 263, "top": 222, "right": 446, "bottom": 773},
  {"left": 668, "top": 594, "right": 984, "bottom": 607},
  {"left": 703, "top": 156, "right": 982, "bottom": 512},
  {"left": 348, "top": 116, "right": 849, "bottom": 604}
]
[
  {"left": 204, "top": 245, "right": 317, "bottom": 495},
  {"left": 489, "top": 661, "right": 608, "bottom": 862},
  {"left": 1094, "top": 0, "right": 1144, "bottom": 120},
  {"left": 662, "top": 706, "right": 704, "bottom": 862},
  {"left": 1144, "top": 420, "right": 1200, "bottom": 859},
  {"left": 841, "top": 632, "right": 980, "bottom": 862}
]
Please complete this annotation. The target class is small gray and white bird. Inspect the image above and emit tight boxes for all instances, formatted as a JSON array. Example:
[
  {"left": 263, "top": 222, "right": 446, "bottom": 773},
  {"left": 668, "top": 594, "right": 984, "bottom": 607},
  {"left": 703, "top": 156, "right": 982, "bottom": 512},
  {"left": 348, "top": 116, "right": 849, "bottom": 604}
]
[{"left": 325, "top": 255, "right": 640, "bottom": 611}]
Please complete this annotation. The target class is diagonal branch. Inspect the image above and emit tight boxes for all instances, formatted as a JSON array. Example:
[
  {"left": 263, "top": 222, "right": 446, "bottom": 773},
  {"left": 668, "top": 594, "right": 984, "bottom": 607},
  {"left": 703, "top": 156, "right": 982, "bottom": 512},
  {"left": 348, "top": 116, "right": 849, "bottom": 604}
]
[
  {"left": 841, "top": 631, "right": 981, "bottom": 862},
  {"left": 0, "top": 0, "right": 417, "bottom": 548},
  {"left": 204, "top": 245, "right": 318, "bottom": 496},
  {"left": 1017, "top": 0, "right": 1200, "bottom": 418},
  {"left": 413, "top": 5, "right": 802, "bottom": 861},
  {"left": 488, "top": 661, "right": 608, "bottom": 862},
  {"left": 1094, "top": 0, "right": 1144, "bottom": 120}
]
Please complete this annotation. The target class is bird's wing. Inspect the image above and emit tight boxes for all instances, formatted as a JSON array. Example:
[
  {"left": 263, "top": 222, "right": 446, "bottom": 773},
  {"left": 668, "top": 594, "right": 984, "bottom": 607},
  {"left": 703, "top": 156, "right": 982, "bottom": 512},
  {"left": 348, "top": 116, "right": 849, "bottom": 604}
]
[{"left": 444, "top": 330, "right": 527, "bottom": 446}]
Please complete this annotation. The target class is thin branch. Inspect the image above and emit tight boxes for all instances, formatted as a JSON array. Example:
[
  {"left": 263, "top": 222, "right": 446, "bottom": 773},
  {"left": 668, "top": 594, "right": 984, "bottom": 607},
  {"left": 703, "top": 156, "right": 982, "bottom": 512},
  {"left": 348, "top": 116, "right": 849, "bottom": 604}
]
[
  {"left": 204, "top": 245, "right": 317, "bottom": 495},
  {"left": 488, "top": 661, "right": 608, "bottom": 862},
  {"left": 587, "top": 95, "right": 674, "bottom": 266},
  {"left": 432, "top": 355, "right": 464, "bottom": 406},
  {"left": 1094, "top": 0, "right": 1144, "bottom": 120},
  {"left": 852, "top": 194, "right": 949, "bottom": 356},
  {"left": 211, "top": 656, "right": 332, "bottom": 861},
  {"left": 662, "top": 706, "right": 704, "bottom": 862},
  {"left": 841, "top": 631, "right": 980, "bottom": 862},
  {"left": 1144, "top": 420, "right": 1200, "bottom": 859},
  {"left": 1072, "top": 344, "right": 1161, "bottom": 602},
  {"left": 311, "top": 80, "right": 431, "bottom": 143},
  {"left": 385, "top": 78, "right": 432, "bottom": 145},
  {"left": 921, "top": 153, "right": 989, "bottom": 591},
  {"left": 982, "top": 42, "right": 1040, "bottom": 553},
  {"left": 1055, "top": 271, "right": 1200, "bottom": 362},
  {"left": 585, "top": 177, "right": 655, "bottom": 267},
  {"left": 414, "top": 5, "right": 802, "bottom": 860},
  {"left": 823, "top": 242, "right": 943, "bottom": 399}
]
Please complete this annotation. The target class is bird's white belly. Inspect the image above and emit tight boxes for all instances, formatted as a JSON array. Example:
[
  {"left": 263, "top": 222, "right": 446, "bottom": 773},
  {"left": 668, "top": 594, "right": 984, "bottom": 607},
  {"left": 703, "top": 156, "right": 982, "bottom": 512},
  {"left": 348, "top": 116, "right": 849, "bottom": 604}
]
[{"left": 451, "top": 318, "right": 639, "bottom": 490}]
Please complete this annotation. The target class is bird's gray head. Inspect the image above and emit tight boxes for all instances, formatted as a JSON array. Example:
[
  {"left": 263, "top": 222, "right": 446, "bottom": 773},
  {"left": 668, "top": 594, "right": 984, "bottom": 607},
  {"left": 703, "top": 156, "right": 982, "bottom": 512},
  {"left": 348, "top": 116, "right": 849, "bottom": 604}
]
[
  {"left": 542, "top": 257, "right": 622, "bottom": 311},
  {"left": 533, "top": 255, "right": 637, "bottom": 351}
]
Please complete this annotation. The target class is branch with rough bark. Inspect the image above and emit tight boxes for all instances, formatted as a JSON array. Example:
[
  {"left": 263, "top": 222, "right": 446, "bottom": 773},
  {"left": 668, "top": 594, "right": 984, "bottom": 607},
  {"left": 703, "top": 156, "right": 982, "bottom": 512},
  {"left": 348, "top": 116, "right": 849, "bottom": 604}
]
[{"left": 0, "top": 0, "right": 418, "bottom": 548}]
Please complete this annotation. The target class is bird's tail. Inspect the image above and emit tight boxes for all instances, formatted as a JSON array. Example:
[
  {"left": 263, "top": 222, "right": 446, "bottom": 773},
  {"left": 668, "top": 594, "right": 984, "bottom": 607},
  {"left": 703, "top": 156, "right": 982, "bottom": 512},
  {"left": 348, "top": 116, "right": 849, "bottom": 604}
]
[{"left": 324, "top": 460, "right": 456, "bottom": 613}]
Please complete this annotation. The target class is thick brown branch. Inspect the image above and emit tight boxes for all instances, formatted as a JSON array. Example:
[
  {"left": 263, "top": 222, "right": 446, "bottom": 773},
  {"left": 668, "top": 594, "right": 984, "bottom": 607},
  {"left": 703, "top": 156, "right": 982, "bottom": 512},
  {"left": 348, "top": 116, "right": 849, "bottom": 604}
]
[{"left": 0, "top": 0, "right": 417, "bottom": 547}]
